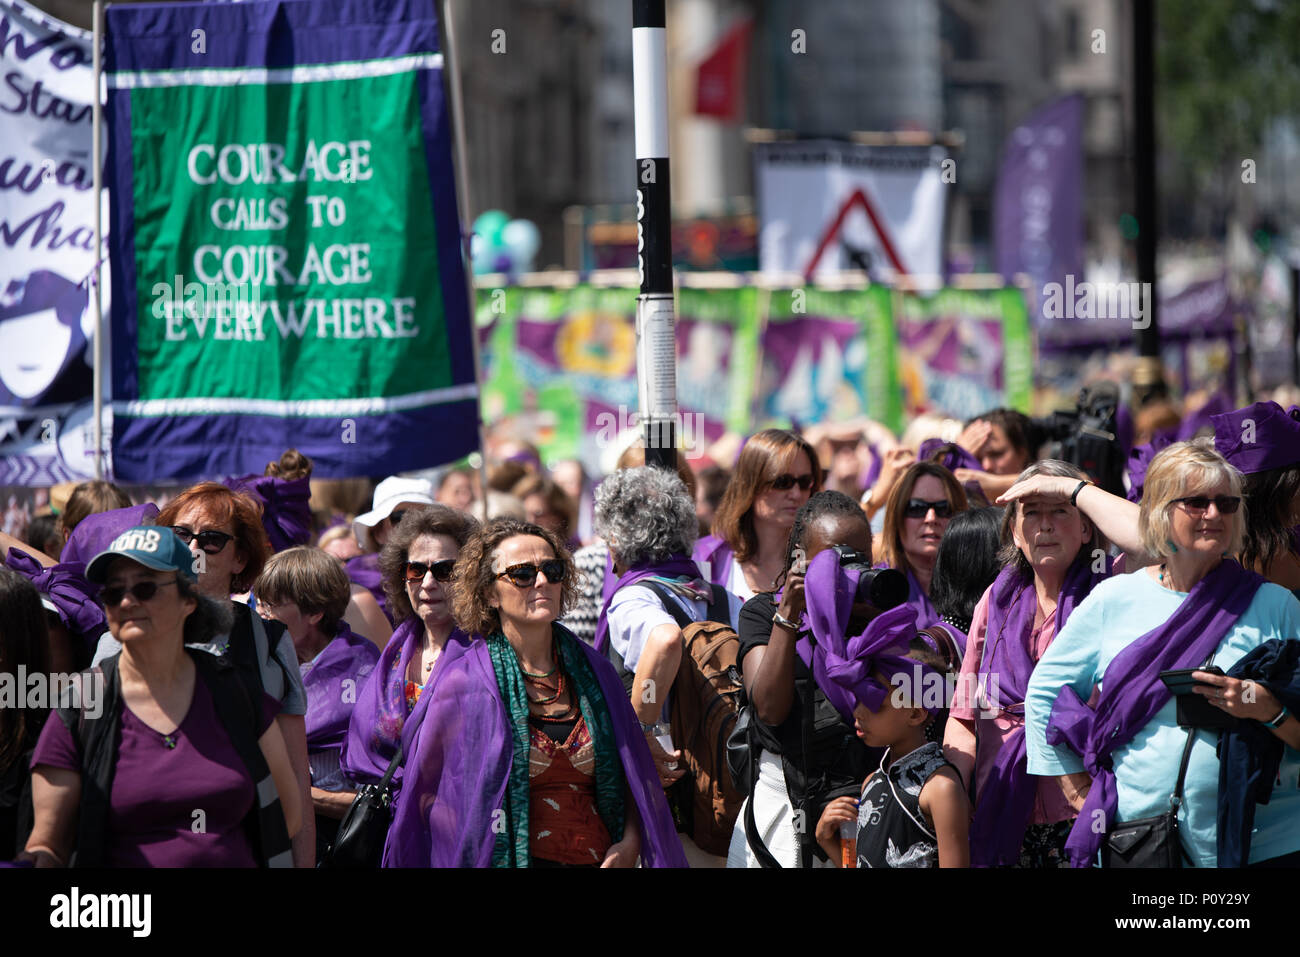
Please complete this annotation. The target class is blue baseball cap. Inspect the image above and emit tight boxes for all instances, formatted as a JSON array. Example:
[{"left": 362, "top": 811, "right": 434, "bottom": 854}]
[{"left": 85, "top": 526, "right": 199, "bottom": 584}]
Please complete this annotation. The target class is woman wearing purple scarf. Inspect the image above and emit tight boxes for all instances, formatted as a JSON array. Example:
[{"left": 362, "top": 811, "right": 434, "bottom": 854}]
[
  {"left": 256, "top": 547, "right": 381, "bottom": 861},
  {"left": 1026, "top": 441, "right": 1300, "bottom": 867},
  {"left": 945, "top": 460, "right": 1111, "bottom": 867},
  {"left": 342, "top": 506, "right": 478, "bottom": 794},
  {"left": 385, "top": 518, "right": 685, "bottom": 867},
  {"left": 693, "top": 429, "right": 821, "bottom": 603},
  {"left": 876, "top": 462, "right": 968, "bottom": 629}
]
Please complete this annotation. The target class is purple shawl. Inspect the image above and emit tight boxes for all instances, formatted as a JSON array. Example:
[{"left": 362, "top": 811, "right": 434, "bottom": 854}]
[
  {"left": 4, "top": 548, "right": 105, "bottom": 643},
  {"left": 301, "top": 622, "right": 381, "bottom": 754},
  {"left": 969, "top": 553, "right": 1111, "bottom": 866},
  {"left": 225, "top": 473, "right": 313, "bottom": 553},
  {"left": 592, "top": 553, "right": 702, "bottom": 654},
  {"left": 802, "top": 550, "right": 930, "bottom": 722},
  {"left": 1045, "top": 561, "right": 1265, "bottom": 867},
  {"left": 340, "top": 617, "right": 470, "bottom": 787},
  {"left": 692, "top": 534, "right": 735, "bottom": 589},
  {"left": 383, "top": 624, "right": 688, "bottom": 867},
  {"left": 345, "top": 552, "right": 393, "bottom": 624}
]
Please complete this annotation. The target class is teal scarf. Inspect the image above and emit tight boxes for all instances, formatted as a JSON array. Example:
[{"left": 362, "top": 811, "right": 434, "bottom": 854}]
[{"left": 487, "top": 625, "right": 627, "bottom": 867}]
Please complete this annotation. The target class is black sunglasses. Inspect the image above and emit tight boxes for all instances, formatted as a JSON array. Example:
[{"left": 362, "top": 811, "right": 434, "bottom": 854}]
[
  {"left": 405, "top": 559, "right": 456, "bottom": 582},
  {"left": 903, "top": 498, "right": 954, "bottom": 519},
  {"left": 495, "top": 560, "right": 567, "bottom": 588},
  {"left": 101, "top": 579, "right": 180, "bottom": 605},
  {"left": 767, "top": 472, "right": 815, "bottom": 492},
  {"left": 170, "top": 526, "right": 235, "bottom": 554},
  {"left": 1172, "top": 495, "right": 1241, "bottom": 515}
]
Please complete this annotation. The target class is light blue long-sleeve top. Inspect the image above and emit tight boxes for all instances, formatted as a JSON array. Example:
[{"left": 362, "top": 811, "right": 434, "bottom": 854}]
[{"left": 1025, "top": 568, "right": 1300, "bottom": 867}]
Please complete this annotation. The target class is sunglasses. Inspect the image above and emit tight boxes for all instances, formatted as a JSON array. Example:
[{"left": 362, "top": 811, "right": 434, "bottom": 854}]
[
  {"left": 405, "top": 559, "right": 456, "bottom": 582},
  {"left": 170, "top": 526, "right": 235, "bottom": 554},
  {"left": 903, "top": 498, "right": 954, "bottom": 519},
  {"left": 767, "top": 473, "right": 815, "bottom": 492},
  {"left": 101, "top": 579, "right": 180, "bottom": 605},
  {"left": 495, "top": 560, "right": 567, "bottom": 588},
  {"left": 1172, "top": 495, "right": 1241, "bottom": 515}
]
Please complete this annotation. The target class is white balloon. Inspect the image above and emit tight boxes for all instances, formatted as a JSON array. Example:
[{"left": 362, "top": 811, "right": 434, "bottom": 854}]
[{"left": 502, "top": 219, "right": 541, "bottom": 266}]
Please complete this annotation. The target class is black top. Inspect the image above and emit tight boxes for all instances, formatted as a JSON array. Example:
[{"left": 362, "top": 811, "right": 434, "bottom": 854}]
[
  {"left": 736, "top": 592, "right": 876, "bottom": 816},
  {"left": 856, "top": 742, "right": 952, "bottom": 869}
]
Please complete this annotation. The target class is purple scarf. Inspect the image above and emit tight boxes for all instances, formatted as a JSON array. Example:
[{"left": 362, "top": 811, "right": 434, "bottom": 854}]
[
  {"left": 803, "top": 550, "right": 931, "bottom": 722},
  {"left": 4, "top": 548, "right": 106, "bottom": 644},
  {"left": 225, "top": 473, "right": 313, "bottom": 553},
  {"left": 919, "top": 438, "right": 983, "bottom": 472},
  {"left": 60, "top": 503, "right": 159, "bottom": 565},
  {"left": 1045, "top": 561, "right": 1265, "bottom": 867},
  {"left": 692, "top": 534, "right": 735, "bottom": 589},
  {"left": 301, "top": 622, "right": 381, "bottom": 754},
  {"left": 383, "top": 624, "right": 688, "bottom": 867},
  {"left": 874, "top": 561, "right": 939, "bottom": 630},
  {"left": 345, "top": 552, "right": 393, "bottom": 625},
  {"left": 1126, "top": 435, "right": 1172, "bottom": 503},
  {"left": 340, "top": 617, "right": 470, "bottom": 787},
  {"left": 592, "top": 553, "right": 702, "bottom": 655},
  {"left": 969, "top": 553, "right": 1111, "bottom": 866}
]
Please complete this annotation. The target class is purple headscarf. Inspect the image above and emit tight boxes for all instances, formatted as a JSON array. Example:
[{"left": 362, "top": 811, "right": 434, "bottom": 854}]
[
  {"left": 969, "top": 552, "right": 1111, "bottom": 867},
  {"left": 60, "top": 503, "right": 160, "bottom": 565},
  {"left": 340, "top": 617, "right": 471, "bottom": 787},
  {"left": 225, "top": 473, "right": 313, "bottom": 553},
  {"left": 919, "top": 438, "right": 983, "bottom": 473},
  {"left": 691, "top": 534, "right": 735, "bottom": 589},
  {"left": 3, "top": 548, "right": 105, "bottom": 643},
  {"left": 1045, "top": 560, "right": 1265, "bottom": 867},
  {"left": 383, "top": 625, "right": 687, "bottom": 867},
  {"left": 802, "top": 549, "right": 931, "bottom": 722},
  {"left": 1211, "top": 401, "right": 1300, "bottom": 474},
  {"left": 301, "top": 622, "right": 381, "bottom": 754},
  {"left": 592, "top": 553, "right": 703, "bottom": 655}
]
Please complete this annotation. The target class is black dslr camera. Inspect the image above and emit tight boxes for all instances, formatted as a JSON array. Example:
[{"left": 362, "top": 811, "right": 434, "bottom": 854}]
[
  {"left": 1032, "top": 381, "right": 1125, "bottom": 497},
  {"left": 829, "top": 545, "right": 909, "bottom": 611}
]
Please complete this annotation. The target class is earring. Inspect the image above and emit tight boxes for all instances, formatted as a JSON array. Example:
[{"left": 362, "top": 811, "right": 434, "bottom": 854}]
[{"left": 1166, "top": 541, "right": 1179, "bottom": 554}]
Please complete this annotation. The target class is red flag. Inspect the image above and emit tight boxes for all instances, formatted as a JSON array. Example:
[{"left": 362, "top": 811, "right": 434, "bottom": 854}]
[{"left": 694, "top": 18, "right": 752, "bottom": 122}]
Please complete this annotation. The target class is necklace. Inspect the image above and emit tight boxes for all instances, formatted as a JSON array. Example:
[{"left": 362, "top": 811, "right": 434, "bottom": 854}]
[
  {"left": 519, "top": 637, "right": 559, "bottom": 679},
  {"left": 526, "top": 670, "right": 565, "bottom": 705}
]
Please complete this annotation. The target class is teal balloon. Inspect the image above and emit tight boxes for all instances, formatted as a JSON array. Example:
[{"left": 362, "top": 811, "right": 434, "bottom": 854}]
[
  {"left": 472, "top": 209, "right": 510, "bottom": 246},
  {"left": 502, "top": 219, "right": 541, "bottom": 268},
  {"left": 470, "top": 233, "right": 493, "bottom": 275}
]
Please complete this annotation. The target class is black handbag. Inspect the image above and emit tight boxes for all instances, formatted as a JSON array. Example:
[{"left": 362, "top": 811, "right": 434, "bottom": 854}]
[
  {"left": 320, "top": 744, "right": 403, "bottom": 869},
  {"left": 725, "top": 665, "right": 756, "bottom": 794},
  {"left": 1100, "top": 726, "right": 1196, "bottom": 868}
]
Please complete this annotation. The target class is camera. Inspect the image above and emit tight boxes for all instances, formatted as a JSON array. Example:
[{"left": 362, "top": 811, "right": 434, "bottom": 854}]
[
  {"left": 830, "top": 545, "right": 908, "bottom": 611},
  {"left": 1032, "top": 381, "right": 1125, "bottom": 497}
]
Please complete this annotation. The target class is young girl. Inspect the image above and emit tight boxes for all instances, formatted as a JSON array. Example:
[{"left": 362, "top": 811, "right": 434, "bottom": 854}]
[{"left": 816, "top": 637, "right": 971, "bottom": 868}]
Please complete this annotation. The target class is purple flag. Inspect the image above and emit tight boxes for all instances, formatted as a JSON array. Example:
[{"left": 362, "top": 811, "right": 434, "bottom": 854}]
[{"left": 994, "top": 95, "right": 1084, "bottom": 326}]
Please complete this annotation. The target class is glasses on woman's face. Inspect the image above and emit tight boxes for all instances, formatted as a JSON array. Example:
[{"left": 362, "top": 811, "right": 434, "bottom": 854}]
[
  {"left": 101, "top": 579, "right": 180, "bottom": 605},
  {"left": 170, "top": 526, "right": 234, "bottom": 554},
  {"left": 903, "top": 498, "right": 953, "bottom": 519},
  {"left": 405, "top": 559, "right": 456, "bottom": 583},
  {"left": 766, "top": 472, "right": 815, "bottom": 492},
  {"left": 495, "top": 560, "right": 567, "bottom": 588},
  {"left": 1172, "top": 495, "right": 1241, "bottom": 515}
]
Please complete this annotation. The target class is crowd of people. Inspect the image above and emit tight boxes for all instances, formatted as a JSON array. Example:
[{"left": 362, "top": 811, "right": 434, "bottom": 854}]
[{"left": 1, "top": 392, "right": 1298, "bottom": 869}]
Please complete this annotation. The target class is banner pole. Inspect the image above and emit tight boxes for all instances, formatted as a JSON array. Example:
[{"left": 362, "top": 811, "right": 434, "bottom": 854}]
[
  {"left": 440, "top": 0, "right": 490, "bottom": 520},
  {"left": 91, "top": 0, "right": 105, "bottom": 480},
  {"left": 633, "top": 0, "right": 677, "bottom": 471}
]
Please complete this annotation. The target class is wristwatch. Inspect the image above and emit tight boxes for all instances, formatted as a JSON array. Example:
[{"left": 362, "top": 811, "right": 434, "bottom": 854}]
[
  {"left": 1263, "top": 705, "right": 1290, "bottom": 729},
  {"left": 772, "top": 610, "right": 799, "bottom": 632}
]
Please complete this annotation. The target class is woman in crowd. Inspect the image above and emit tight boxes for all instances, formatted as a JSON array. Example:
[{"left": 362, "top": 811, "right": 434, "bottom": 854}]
[
  {"left": 435, "top": 466, "right": 478, "bottom": 515},
  {"left": 512, "top": 474, "right": 578, "bottom": 550},
  {"left": 347, "top": 476, "right": 437, "bottom": 623},
  {"left": 926, "top": 505, "right": 1005, "bottom": 659},
  {"left": 876, "top": 462, "right": 968, "bottom": 628},
  {"left": 695, "top": 429, "right": 822, "bottom": 603},
  {"left": 945, "top": 461, "right": 1111, "bottom": 867},
  {"left": 343, "top": 506, "right": 477, "bottom": 792},
  {"left": 152, "top": 482, "right": 314, "bottom": 864},
  {"left": 0, "top": 568, "right": 50, "bottom": 860},
  {"left": 1025, "top": 440, "right": 1300, "bottom": 867},
  {"left": 23, "top": 527, "right": 300, "bottom": 866},
  {"left": 256, "top": 547, "right": 380, "bottom": 861},
  {"left": 57, "top": 480, "right": 132, "bottom": 555},
  {"left": 384, "top": 518, "right": 685, "bottom": 867},
  {"left": 730, "top": 491, "right": 883, "bottom": 868}
]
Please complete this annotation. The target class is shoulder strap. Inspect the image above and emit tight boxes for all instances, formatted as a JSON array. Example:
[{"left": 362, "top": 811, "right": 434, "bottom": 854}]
[
  {"left": 640, "top": 580, "right": 695, "bottom": 631},
  {"left": 379, "top": 743, "right": 404, "bottom": 787}
]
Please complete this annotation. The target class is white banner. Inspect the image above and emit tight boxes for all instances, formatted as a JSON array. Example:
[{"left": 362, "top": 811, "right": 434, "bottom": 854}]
[
  {"left": 755, "top": 140, "right": 948, "bottom": 284},
  {"left": 0, "top": 0, "right": 108, "bottom": 484}
]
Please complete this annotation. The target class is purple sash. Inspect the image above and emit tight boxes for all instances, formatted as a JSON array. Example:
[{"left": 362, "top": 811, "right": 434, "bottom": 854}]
[
  {"left": 383, "top": 624, "right": 688, "bottom": 868},
  {"left": 1044, "top": 560, "right": 1265, "bottom": 867},
  {"left": 301, "top": 623, "right": 380, "bottom": 754},
  {"left": 592, "top": 554, "right": 701, "bottom": 654},
  {"left": 692, "top": 534, "right": 735, "bottom": 589},
  {"left": 969, "top": 554, "right": 1110, "bottom": 866},
  {"left": 340, "top": 617, "right": 470, "bottom": 787}
]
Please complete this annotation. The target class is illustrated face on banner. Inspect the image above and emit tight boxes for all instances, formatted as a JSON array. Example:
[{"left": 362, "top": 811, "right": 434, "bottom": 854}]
[{"left": 0, "top": 271, "right": 86, "bottom": 402}]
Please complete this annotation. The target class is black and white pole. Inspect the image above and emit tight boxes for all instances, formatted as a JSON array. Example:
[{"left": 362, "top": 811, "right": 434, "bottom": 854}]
[{"left": 633, "top": 0, "right": 677, "bottom": 471}]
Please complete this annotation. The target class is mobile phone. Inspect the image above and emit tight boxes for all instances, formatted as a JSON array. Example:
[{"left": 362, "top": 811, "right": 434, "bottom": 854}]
[{"left": 1159, "top": 666, "right": 1225, "bottom": 695}]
